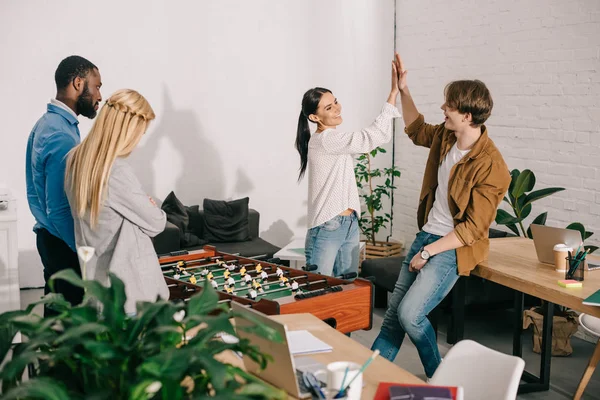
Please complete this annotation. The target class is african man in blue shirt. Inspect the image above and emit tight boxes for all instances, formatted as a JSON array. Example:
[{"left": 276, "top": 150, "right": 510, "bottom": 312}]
[{"left": 25, "top": 55, "right": 102, "bottom": 316}]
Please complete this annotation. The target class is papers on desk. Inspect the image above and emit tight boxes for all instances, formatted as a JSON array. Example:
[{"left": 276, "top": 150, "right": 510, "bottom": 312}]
[
  {"left": 288, "top": 330, "right": 332, "bottom": 355},
  {"left": 583, "top": 289, "right": 600, "bottom": 306},
  {"left": 289, "top": 248, "right": 305, "bottom": 255}
]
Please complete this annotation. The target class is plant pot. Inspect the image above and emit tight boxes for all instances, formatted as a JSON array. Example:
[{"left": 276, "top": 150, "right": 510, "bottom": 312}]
[
  {"left": 523, "top": 306, "right": 579, "bottom": 356},
  {"left": 362, "top": 240, "right": 403, "bottom": 259}
]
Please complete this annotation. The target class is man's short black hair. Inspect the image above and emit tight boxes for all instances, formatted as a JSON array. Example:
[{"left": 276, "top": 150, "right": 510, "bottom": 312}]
[{"left": 54, "top": 56, "right": 98, "bottom": 91}]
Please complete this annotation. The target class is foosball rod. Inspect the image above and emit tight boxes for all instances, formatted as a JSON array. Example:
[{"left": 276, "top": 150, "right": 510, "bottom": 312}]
[{"left": 160, "top": 255, "right": 228, "bottom": 269}]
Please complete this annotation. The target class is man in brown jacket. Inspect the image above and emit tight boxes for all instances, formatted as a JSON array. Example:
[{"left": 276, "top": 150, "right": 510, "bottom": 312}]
[{"left": 371, "top": 53, "right": 511, "bottom": 379}]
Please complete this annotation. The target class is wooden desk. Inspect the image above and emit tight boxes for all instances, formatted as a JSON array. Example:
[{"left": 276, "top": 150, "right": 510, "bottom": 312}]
[
  {"left": 272, "top": 313, "right": 424, "bottom": 398},
  {"left": 451, "top": 237, "right": 600, "bottom": 393},
  {"left": 475, "top": 237, "right": 600, "bottom": 318},
  {"left": 218, "top": 313, "right": 424, "bottom": 399}
]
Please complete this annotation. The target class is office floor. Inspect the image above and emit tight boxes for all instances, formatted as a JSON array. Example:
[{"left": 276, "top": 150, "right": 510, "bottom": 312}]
[
  {"left": 353, "top": 307, "right": 600, "bottom": 400},
  {"left": 18, "top": 288, "right": 600, "bottom": 399}
]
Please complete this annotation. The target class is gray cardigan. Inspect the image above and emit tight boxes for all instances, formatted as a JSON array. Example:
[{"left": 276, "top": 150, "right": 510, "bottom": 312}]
[{"left": 68, "top": 157, "right": 169, "bottom": 313}]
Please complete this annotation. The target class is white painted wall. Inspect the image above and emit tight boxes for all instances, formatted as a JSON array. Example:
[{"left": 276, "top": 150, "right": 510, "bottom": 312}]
[
  {"left": 0, "top": 0, "right": 394, "bottom": 288},
  {"left": 393, "top": 0, "right": 600, "bottom": 248}
]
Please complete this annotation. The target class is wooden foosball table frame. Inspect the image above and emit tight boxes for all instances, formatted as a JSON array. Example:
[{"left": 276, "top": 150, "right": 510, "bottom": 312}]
[{"left": 159, "top": 246, "right": 373, "bottom": 333}]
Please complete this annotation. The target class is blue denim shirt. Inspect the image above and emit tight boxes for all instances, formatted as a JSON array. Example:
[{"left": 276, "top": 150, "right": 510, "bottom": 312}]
[{"left": 26, "top": 103, "right": 81, "bottom": 251}]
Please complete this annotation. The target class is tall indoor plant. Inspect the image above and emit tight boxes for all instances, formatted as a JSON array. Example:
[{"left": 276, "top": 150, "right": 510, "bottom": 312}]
[
  {"left": 355, "top": 146, "right": 402, "bottom": 258},
  {"left": 495, "top": 169, "right": 565, "bottom": 238},
  {"left": 0, "top": 270, "right": 285, "bottom": 400}
]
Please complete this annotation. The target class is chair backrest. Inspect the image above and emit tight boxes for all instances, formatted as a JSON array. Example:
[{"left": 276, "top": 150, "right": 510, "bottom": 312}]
[
  {"left": 429, "top": 340, "right": 525, "bottom": 400},
  {"left": 579, "top": 314, "right": 600, "bottom": 338}
]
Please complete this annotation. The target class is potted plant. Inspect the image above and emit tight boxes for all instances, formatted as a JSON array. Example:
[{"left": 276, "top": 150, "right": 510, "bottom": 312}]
[
  {"left": 354, "top": 146, "right": 402, "bottom": 259},
  {"left": 495, "top": 168, "right": 565, "bottom": 237},
  {"left": 0, "top": 270, "right": 286, "bottom": 399}
]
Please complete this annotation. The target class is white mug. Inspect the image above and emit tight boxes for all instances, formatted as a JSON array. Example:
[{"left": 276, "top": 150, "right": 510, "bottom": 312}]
[{"left": 314, "top": 361, "right": 362, "bottom": 400}]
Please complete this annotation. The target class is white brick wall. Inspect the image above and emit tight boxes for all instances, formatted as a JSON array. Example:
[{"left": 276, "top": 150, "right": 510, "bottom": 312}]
[{"left": 393, "top": 0, "right": 600, "bottom": 248}]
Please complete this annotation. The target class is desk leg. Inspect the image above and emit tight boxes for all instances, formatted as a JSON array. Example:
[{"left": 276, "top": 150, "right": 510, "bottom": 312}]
[
  {"left": 513, "top": 291, "right": 524, "bottom": 358},
  {"left": 518, "top": 298, "right": 553, "bottom": 393},
  {"left": 447, "top": 277, "right": 466, "bottom": 345}
]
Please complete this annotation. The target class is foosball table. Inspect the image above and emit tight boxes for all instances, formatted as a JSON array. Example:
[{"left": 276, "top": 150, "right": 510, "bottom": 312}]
[{"left": 159, "top": 246, "right": 373, "bottom": 333}]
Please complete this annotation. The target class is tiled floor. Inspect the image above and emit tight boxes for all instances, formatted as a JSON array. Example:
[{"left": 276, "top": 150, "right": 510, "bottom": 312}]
[{"left": 17, "top": 288, "right": 600, "bottom": 399}]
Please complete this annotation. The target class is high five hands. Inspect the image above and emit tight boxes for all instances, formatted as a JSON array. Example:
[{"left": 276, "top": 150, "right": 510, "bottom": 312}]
[{"left": 388, "top": 52, "right": 408, "bottom": 104}]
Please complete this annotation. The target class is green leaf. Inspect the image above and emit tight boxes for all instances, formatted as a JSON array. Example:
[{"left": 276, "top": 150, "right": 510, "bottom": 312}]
[
  {"left": 0, "top": 351, "right": 41, "bottom": 381},
  {"left": 585, "top": 231, "right": 594, "bottom": 240},
  {"left": 505, "top": 223, "right": 521, "bottom": 236},
  {"left": 1, "top": 377, "right": 70, "bottom": 400},
  {"left": 584, "top": 245, "right": 599, "bottom": 254},
  {"left": 187, "top": 280, "right": 219, "bottom": 316},
  {"left": 527, "top": 212, "right": 548, "bottom": 239},
  {"left": 54, "top": 322, "right": 109, "bottom": 345},
  {"left": 511, "top": 169, "right": 535, "bottom": 198},
  {"left": 523, "top": 187, "right": 565, "bottom": 207},
  {"left": 48, "top": 269, "right": 84, "bottom": 292},
  {"left": 520, "top": 203, "right": 532, "bottom": 219},
  {"left": 495, "top": 209, "right": 523, "bottom": 225},
  {"left": 104, "top": 273, "right": 127, "bottom": 330}
]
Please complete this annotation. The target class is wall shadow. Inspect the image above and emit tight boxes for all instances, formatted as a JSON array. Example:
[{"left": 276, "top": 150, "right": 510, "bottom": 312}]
[
  {"left": 129, "top": 86, "right": 225, "bottom": 207},
  {"left": 260, "top": 219, "right": 294, "bottom": 248}
]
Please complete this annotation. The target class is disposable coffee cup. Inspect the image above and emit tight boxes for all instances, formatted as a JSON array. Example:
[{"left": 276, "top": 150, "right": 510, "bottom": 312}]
[{"left": 553, "top": 244, "right": 572, "bottom": 272}]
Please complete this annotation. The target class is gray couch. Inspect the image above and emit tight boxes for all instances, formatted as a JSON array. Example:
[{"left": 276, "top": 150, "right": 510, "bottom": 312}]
[{"left": 152, "top": 208, "right": 280, "bottom": 258}]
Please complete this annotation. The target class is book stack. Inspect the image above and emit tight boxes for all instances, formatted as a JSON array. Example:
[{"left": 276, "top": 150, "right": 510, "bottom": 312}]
[{"left": 374, "top": 382, "right": 462, "bottom": 400}]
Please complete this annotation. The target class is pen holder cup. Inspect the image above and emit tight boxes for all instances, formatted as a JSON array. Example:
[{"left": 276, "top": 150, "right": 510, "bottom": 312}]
[{"left": 565, "top": 255, "right": 585, "bottom": 281}]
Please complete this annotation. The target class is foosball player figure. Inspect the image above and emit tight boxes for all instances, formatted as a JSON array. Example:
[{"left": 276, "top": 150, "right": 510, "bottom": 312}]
[
  {"left": 224, "top": 285, "right": 234, "bottom": 295},
  {"left": 259, "top": 270, "right": 269, "bottom": 282},
  {"left": 247, "top": 289, "right": 258, "bottom": 300},
  {"left": 239, "top": 266, "right": 247, "bottom": 277},
  {"left": 243, "top": 273, "right": 252, "bottom": 286},
  {"left": 227, "top": 277, "right": 236, "bottom": 287},
  {"left": 226, "top": 263, "right": 236, "bottom": 272},
  {"left": 252, "top": 279, "right": 264, "bottom": 293},
  {"left": 189, "top": 275, "right": 197, "bottom": 285},
  {"left": 206, "top": 272, "right": 214, "bottom": 281},
  {"left": 291, "top": 281, "right": 300, "bottom": 293},
  {"left": 223, "top": 269, "right": 231, "bottom": 280},
  {"left": 255, "top": 264, "right": 263, "bottom": 274},
  {"left": 211, "top": 279, "right": 219, "bottom": 289},
  {"left": 276, "top": 267, "right": 284, "bottom": 278},
  {"left": 279, "top": 276, "right": 290, "bottom": 287}
]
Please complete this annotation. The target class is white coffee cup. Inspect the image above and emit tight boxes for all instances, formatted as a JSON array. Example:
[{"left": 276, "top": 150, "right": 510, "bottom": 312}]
[
  {"left": 553, "top": 244, "right": 572, "bottom": 272},
  {"left": 314, "top": 361, "right": 362, "bottom": 400}
]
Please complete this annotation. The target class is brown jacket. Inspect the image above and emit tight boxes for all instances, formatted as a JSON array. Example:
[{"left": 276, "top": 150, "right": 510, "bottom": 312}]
[{"left": 405, "top": 114, "right": 511, "bottom": 276}]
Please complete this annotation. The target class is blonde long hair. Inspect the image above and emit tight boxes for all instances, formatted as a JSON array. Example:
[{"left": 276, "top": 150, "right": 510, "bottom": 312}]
[{"left": 67, "top": 89, "right": 155, "bottom": 228}]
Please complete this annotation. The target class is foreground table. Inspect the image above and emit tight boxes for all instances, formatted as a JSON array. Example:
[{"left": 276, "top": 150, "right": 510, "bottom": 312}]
[{"left": 219, "top": 313, "right": 424, "bottom": 399}]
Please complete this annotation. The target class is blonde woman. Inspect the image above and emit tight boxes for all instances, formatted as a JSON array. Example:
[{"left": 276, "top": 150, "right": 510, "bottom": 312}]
[{"left": 66, "top": 89, "right": 168, "bottom": 314}]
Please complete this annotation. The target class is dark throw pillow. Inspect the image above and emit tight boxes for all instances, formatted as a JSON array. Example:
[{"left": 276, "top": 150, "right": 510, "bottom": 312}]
[
  {"left": 161, "top": 192, "right": 204, "bottom": 247},
  {"left": 203, "top": 197, "right": 250, "bottom": 243}
]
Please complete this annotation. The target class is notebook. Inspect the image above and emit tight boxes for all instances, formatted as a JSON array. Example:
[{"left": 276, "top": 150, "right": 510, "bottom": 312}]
[
  {"left": 287, "top": 330, "right": 333, "bottom": 355},
  {"left": 583, "top": 289, "right": 600, "bottom": 306},
  {"left": 374, "top": 383, "right": 461, "bottom": 400},
  {"left": 389, "top": 385, "right": 452, "bottom": 400}
]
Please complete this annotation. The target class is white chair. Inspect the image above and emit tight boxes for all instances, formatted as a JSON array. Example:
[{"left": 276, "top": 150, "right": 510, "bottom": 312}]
[
  {"left": 573, "top": 313, "right": 600, "bottom": 400},
  {"left": 429, "top": 339, "right": 525, "bottom": 400}
]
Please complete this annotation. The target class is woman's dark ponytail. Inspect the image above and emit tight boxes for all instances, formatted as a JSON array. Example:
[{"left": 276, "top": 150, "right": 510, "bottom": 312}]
[{"left": 295, "top": 87, "right": 331, "bottom": 181}]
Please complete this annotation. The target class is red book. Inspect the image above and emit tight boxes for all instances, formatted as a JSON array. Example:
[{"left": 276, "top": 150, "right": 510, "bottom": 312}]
[{"left": 374, "top": 382, "right": 462, "bottom": 400}]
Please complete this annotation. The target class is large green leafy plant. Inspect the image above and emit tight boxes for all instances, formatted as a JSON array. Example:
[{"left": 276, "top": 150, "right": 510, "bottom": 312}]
[
  {"left": 355, "top": 147, "right": 401, "bottom": 245},
  {"left": 495, "top": 169, "right": 565, "bottom": 238},
  {"left": 0, "top": 271, "right": 286, "bottom": 400}
]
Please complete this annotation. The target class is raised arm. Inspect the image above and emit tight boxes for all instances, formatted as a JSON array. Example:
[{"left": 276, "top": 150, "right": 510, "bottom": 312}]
[{"left": 395, "top": 53, "right": 444, "bottom": 148}]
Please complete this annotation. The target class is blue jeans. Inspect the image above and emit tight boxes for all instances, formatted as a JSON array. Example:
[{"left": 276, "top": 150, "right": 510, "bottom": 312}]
[
  {"left": 371, "top": 231, "right": 459, "bottom": 378},
  {"left": 305, "top": 213, "right": 359, "bottom": 277}
]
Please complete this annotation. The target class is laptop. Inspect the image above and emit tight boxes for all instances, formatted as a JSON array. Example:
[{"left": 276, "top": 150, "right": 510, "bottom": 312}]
[
  {"left": 530, "top": 224, "right": 583, "bottom": 265},
  {"left": 231, "top": 302, "right": 325, "bottom": 399}
]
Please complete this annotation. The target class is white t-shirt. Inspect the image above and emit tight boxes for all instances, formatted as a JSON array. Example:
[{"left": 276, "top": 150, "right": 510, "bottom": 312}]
[
  {"left": 422, "top": 143, "right": 471, "bottom": 236},
  {"left": 306, "top": 103, "right": 400, "bottom": 229}
]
